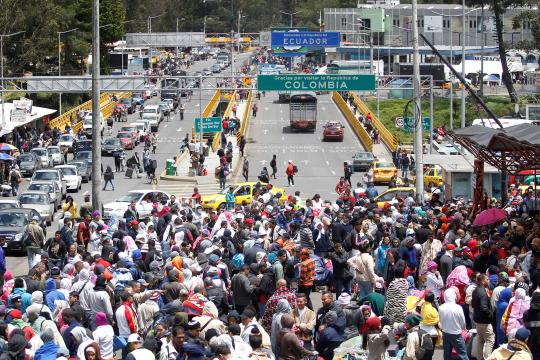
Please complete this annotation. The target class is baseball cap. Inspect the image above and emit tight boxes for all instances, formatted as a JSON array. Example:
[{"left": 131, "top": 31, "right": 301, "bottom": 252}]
[
  {"left": 127, "top": 334, "right": 142, "bottom": 343},
  {"left": 32, "top": 216, "right": 40, "bottom": 221},
  {"left": 446, "top": 244, "right": 456, "bottom": 251}
]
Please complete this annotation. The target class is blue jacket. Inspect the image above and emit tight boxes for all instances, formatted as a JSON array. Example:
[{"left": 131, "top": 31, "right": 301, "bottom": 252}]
[
  {"left": 34, "top": 341, "right": 59, "bottom": 360},
  {"left": 399, "top": 246, "right": 418, "bottom": 269},
  {"left": 0, "top": 246, "right": 5, "bottom": 273},
  {"left": 8, "top": 288, "right": 32, "bottom": 313},
  {"left": 365, "top": 186, "right": 378, "bottom": 199},
  {"left": 225, "top": 192, "right": 235, "bottom": 205},
  {"left": 44, "top": 278, "right": 66, "bottom": 312},
  {"left": 63, "top": 320, "right": 81, "bottom": 357},
  {"left": 316, "top": 323, "right": 345, "bottom": 360},
  {"left": 496, "top": 288, "right": 513, "bottom": 346}
]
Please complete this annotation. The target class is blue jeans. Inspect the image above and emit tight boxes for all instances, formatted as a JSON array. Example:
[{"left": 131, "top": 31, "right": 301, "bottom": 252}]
[
  {"left": 27, "top": 247, "right": 41, "bottom": 269},
  {"left": 335, "top": 278, "right": 351, "bottom": 297},
  {"left": 357, "top": 280, "right": 373, "bottom": 300},
  {"left": 219, "top": 177, "right": 226, "bottom": 189},
  {"left": 103, "top": 179, "right": 115, "bottom": 190},
  {"left": 443, "top": 332, "right": 469, "bottom": 360}
]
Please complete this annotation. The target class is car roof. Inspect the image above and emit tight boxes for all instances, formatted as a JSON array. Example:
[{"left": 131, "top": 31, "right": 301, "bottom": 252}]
[
  {"left": 0, "top": 199, "right": 20, "bottom": 203},
  {"left": 47, "top": 145, "right": 61, "bottom": 148},
  {"left": 35, "top": 169, "right": 60, "bottom": 173},
  {"left": 117, "top": 131, "right": 131, "bottom": 134},
  {"left": 144, "top": 105, "right": 159, "bottom": 109},
  {"left": 32, "top": 147, "right": 47, "bottom": 151},
  {"left": 0, "top": 208, "right": 34, "bottom": 214},
  {"left": 19, "top": 191, "right": 49, "bottom": 196},
  {"left": 55, "top": 165, "right": 76, "bottom": 169}
]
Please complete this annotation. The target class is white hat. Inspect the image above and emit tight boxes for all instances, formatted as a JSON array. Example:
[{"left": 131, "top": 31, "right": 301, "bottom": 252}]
[
  {"left": 288, "top": 160, "right": 292, "bottom": 163},
  {"left": 127, "top": 334, "right": 142, "bottom": 343}
]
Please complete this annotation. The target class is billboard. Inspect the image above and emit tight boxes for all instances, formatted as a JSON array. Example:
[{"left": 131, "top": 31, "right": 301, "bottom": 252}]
[
  {"left": 271, "top": 31, "right": 340, "bottom": 47},
  {"left": 424, "top": 16, "right": 443, "bottom": 33}
]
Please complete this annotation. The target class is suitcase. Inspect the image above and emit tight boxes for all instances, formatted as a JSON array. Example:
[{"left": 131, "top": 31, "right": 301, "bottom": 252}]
[
  {"left": 125, "top": 167, "right": 134, "bottom": 178},
  {"left": 151, "top": 159, "right": 157, "bottom": 169}
]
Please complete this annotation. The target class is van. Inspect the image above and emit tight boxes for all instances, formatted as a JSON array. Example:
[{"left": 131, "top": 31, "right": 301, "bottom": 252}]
[
  {"left": 142, "top": 105, "right": 162, "bottom": 132},
  {"left": 82, "top": 111, "right": 104, "bottom": 138}
]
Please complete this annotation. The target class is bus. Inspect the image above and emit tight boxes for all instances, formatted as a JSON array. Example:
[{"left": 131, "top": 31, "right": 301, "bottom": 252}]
[{"left": 290, "top": 93, "right": 317, "bottom": 131}]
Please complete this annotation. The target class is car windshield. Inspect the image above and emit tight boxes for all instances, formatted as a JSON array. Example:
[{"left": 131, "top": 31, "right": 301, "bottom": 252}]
[
  {"left": 74, "top": 152, "right": 91, "bottom": 160},
  {"left": 523, "top": 175, "right": 540, "bottom": 185},
  {"left": 377, "top": 162, "right": 395, "bottom": 169},
  {"left": 59, "top": 135, "right": 73, "bottom": 142},
  {"left": 32, "top": 149, "right": 46, "bottom": 156},
  {"left": 103, "top": 138, "right": 119, "bottom": 145},
  {"left": 20, "top": 154, "right": 34, "bottom": 162},
  {"left": 120, "top": 127, "right": 134, "bottom": 132},
  {"left": 33, "top": 172, "right": 58, "bottom": 181},
  {"left": 0, "top": 203, "right": 18, "bottom": 210},
  {"left": 117, "top": 133, "right": 130, "bottom": 139},
  {"left": 58, "top": 167, "right": 76, "bottom": 176},
  {"left": 0, "top": 213, "right": 26, "bottom": 227},
  {"left": 48, "top": 147, "right": 60, "bottom": 154},
  {"left": 19, "top": 194, "right": 48, "bottom": 204},
  {"left": 28, "top": 184, "right": 52, "bottom": 193},
  {"left": 115, "top": 192, "right": 143, "bottom": 203},
  {"left": 84, "top": 117, "right": 93, "bottom": 125},
  {"left": 143, "top": 108, "right": 157, "bottom": 114},
  {"left": 120, "top": 99, "right": 129, "bottom": 104},
  {"left": 69, "top": 162, "right": 86, "bottom": 171}
]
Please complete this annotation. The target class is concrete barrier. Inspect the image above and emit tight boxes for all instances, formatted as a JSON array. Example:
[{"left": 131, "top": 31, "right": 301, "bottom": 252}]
[
  {"left": 348, "top": 92, "right": 398, "bottom": 152},
  {"left": 332, "top": 91, "right": 373, "bottom": 152},
  {"left": 236, "top": 90, "right": 253, "bottom": 145}
]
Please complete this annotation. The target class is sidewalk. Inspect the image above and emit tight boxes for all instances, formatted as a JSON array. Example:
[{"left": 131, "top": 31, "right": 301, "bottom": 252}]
[
  {"left": 162, "top": 97, "right": 249, "bottom": 188},
  {"left": 345, "top": 100, "right": 393, "bottom": 161}
]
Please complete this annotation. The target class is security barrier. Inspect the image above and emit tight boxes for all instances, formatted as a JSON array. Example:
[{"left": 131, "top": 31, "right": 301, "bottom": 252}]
[
  {"left": 348, "top": 92, "right": 398, "bottom": 152},
  {"left": 332, "top": 91, "right": 373, "bottom": 152},
  {"left": 236, "top": 90, "right": 253, "bottom": 145},
  {"left": 211, "top": 91, "right": 236, "bottom": 152}
]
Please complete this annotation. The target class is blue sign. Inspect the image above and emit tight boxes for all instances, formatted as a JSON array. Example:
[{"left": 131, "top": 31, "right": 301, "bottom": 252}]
[{"left": 271, "top": 32, "right": 340, "bottom": 47}]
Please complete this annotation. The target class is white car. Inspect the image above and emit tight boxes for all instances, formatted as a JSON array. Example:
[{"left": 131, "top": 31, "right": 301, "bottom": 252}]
[
  {"left": 103, "top": 190, "right": 170, "bottom": 219},
  {"left": 54, "top": 165, "right": 82, "bottom": 192},
  {"left": 0, "top": 199, "right": 21, "bottom": 211},
  {"left": 47, "top": 145, "right": 64, "bottom": 166},
  {"left": 82, "top": 111, "right": 105, "bottom": 138},
  {"left": 31, "top": 169, "right": 67, "bottom": 199},
  {"left": 58, "top": 134, "right": 76, "bottom": 152},
  {"left": 27, "top": 181, "right": 61, "bottom": 210},
  {"left": 31, "top": 148, "right": 52, "bottom": 168},
  {"left": 130, "top": 122, "right": 149, "bottom": 143},
  {"left": 18, "top": 191, "right": 55, "bottom": 226}
]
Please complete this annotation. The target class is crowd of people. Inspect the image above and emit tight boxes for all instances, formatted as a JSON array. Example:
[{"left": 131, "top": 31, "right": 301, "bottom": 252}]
[{"left": 0, "top": 176, "right": 537, "bottom": 360}]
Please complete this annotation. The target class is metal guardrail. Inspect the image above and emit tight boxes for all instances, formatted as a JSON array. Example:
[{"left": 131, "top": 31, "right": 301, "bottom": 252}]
[
  {"left": 236, "top": 91, "right": 253, "bottom": 145},
  {"left": 212, "top": 91, "right": 237, "bottom": 152},
  {"left": 49, "top": 93, "right": 110, "bottom": 131},
  {"left": 69, "top": 92, "right": 132, "bottom": 134},
  {"left": 191, "top": 90, "right": 222, "bottom": 140},
  {"left": 348, "top": 92, "right": 398, "bottom": 152},
  {"left": 332, "top": 91, "right": 373, "bottom": 152}
]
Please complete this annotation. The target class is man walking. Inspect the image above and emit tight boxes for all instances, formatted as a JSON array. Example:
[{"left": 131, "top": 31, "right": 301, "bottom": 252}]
[
  {"left": 179, "top": 103, "right": 185, "bottom": 120},
  {"left": 242, "top": 157, "right": 249, "bottom": 181},
  {"left": 27, "top": 216, "right": 45, "bottom": 269},
  {"left": 472, "top": 274, "right": 495, "bottom": 360},
  {"left": 286, "top": 160, "right": 296, "bottom": 186},
  {"left": 440, "top": 288, "right": 469, "bottom": 360},
  {"left": 270, "top": 154, "right": 277, "bottom": 179}
]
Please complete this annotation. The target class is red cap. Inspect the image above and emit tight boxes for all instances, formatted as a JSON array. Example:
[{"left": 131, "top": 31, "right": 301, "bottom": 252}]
[
  {"left": 244, "top": 218, "right": 254, "bottom": 225},
  {"left": 130, "top": 220, "right": 139, "bottom": 226},
  {"left": 10, "top": 309, "right": 21, "bottom": 319},
  {"left": 447, "top": 244, "right": 456, "bottom": 251}
]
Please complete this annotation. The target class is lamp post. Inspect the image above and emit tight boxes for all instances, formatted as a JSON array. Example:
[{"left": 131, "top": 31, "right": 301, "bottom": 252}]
[
  {"left": 203, "top": 16, "right": 213, "bottom": 34},
  {"left": 176, "top": 17, "right": 185, "bottom": 58},
  {"left": 237, "top": 11, "right": 246, "bottom": 53},
  {"left": 280, "top": 10, "right": 302, "bottom": 27},
  {"left": 0, "top": 31, "right": 25, "bottom": 129},
  {"left": 58, "top": 28, "right": 77, "bottom": 115},
  {"left": 147, "top": 15, "right": 161, "bottom": 33}
]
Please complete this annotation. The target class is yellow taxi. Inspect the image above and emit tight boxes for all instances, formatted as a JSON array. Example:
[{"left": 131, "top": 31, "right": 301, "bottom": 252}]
[
  {"left": 374, "top": 187, "right": 416, "bottom": 208},
  {"left": 412, "top": 165, "right": 443, "bottom": 187},
  {"left": 372, "top": 160, "right": 398, "bottom": 183},
  {"left": 201, "top": 182, "right": 287, "bottom": 210}
]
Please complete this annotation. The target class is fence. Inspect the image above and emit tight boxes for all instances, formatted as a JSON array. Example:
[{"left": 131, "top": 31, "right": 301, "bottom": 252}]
[
  {"left": 211, "top": 91, "right": 237, "bottom": 152},
  {"left": 49, "top": 93, "right": 110, "bottom": 131},
  {"left": 236, "top": 90, "right": 253, "bottom": 145},
  {"left": 332, "top": 91, "right": 373, "bottom": 152},
  {"left": 348, "top": 92, "right": 398, "bottom": 152}
]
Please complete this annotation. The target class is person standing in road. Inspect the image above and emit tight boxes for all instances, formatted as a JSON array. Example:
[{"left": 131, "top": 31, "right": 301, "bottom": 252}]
[
  {"left": 179, "top": 103, "right": 185, "bottom": 120},
  {"left": 239, "top": 136, "right": 246, "bottom": 157},
  {"left": 344, "top": 161, "right": 352, "bottom": 185},
  {"left": 400, "top": 151, "right": 410, "bottom": 178},
  {"left": 472, "top": 273, "right": 495, "bottom": 360},
  {"left": 8, "top": 165, "right": 22, "bottom": 196},
  {"left": 103, "top": 166, "right": 115, "bottom": 191},
  {"left": 226, "top": 186, "right": 235, "bottom": 210},
  {"left": 252, "top": 103, "right": 258, "bottom": 117},
  {"left": 27, "top": 216, "right": 45, "bottom": 269},
  {"left": 286, "top": 160, "right": 296, "bottom": 186},
  {"left": 113, "top": 150, "right": 121, "bottom": 172},
  {"left": 242, "top": 157, "right": 249, "bottom": 182},
  {"left": 268, "top": 155, "right": 277, "bottom": 180}
]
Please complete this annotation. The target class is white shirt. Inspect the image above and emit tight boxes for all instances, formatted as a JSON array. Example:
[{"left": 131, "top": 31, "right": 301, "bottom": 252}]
[
  {"left": 93, "top": 324, "right": 115, "bottom": 359},
  {"left": 159, "top": 341, "right": 178, "bottom": 360},
  {"left": 439, "top": 292, "right": 466, "bottom": 335}
]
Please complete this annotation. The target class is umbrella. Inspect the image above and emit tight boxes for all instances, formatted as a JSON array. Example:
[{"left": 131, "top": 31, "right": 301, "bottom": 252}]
[
  {"left": 0, "top": 143, "right": 17, "bottom": 151},
  {"left": 473, "top": 208, "right": 507, "bottom": 226},
  {"left": 0, "top": 153, "right": 13, "bottom": 161}
]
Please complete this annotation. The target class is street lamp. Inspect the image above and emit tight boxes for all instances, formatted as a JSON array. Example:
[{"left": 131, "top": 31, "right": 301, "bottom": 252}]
[
  {"left": 147, "top": 15, "right": 162, "bottom": 33},
  {"left": 346, "top": 19, "right": 373, "bottom": 74},
  {"left": 176, "top": 17, "right": 186, "bottom": 58},
  {"left": 203, "top": 16, "right": 213, "bottom": 34},
  {"left": 58, "top": 28, "right": 78, "bottom": 115},
  {"left": 280, "top": 10, "right": 302, "bottom": 27},
  {"left": 1, "top": 31, "right": 25, "bottom": 129}
]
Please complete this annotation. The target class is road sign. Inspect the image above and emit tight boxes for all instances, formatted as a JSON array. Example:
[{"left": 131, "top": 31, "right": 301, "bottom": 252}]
[
  {"left": 395, "top": 117, "right": 404, "bottom": 128},
  {"left": 194, "top": 117, "right": 222, "bottom": 133},
  {"left": 271, "top": 31, "right": 341, "bottom": 47},
  {"left": 423, "top": 117, "right": 430, "bottom": 131},
  {"left": 257, "top": 74, "right": 376, "bottom": 91},
  {"left": 403, "top": 116, "right": 430, "bottom": 132}
]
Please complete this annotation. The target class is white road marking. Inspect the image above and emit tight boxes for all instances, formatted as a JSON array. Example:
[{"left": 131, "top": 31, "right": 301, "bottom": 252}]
[
  {"left": 281, "top": 136, "right": 285, "bottom": 141},
  {"left": 260, "top": 160, "right": 267, "bottom": 165},
  {"left": 263, "top": 129, "right": 268, "bottom": 134},
  {"left": 163, "top": 125, "right": 168, "bottom": 128},
  {"left": 301, "top": 160, "right": 309, "bottom": 165},
  {"left": 321, "top": 148, "right": 325, "bottom": 153},
  {"left": 264, "top": 107, "right": 269, "bottom": 111},
  {"left": 176, "top": 127, "right": 183, "bottom": 132},
  {"left": 326, "top": 160, "right": 330, "bottom": 165},
  {"left": 322, "top": 106, "right": 326, "bottom": 111},
  {"left": 331, "top": 170, "right": 336, "bottom": 175}
]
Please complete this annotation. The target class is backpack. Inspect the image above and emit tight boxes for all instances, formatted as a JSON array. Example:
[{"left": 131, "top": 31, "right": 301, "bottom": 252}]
[
  {"left": 293, "top": 165, "right": 298, "bottom": 174},
  {"left": 314, "top": 256, "right": 333, "bottom": 286},
  {"left": 415, "top": 329, "right": 434, "bottom": 360}
]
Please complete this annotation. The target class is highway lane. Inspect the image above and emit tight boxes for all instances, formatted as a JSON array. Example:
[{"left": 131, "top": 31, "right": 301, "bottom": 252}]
[{"left": 243, "top": 92, "right": 366, "bottom": 200}]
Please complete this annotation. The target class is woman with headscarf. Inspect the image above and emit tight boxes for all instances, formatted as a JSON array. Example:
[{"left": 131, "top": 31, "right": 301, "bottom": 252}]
[
  {"left": 496, "top": 288, "right": 513, "bottom": 346},
  {"left": 40, "top": 319, "right": 67, "bottom": 355},
  {"left": 524, "top": 291, "right": 540, "bottom": 360},
  {"left": 76, "top": 340, "right": 102, "bottom": 360},
  {"left": 403, "top": 314, "right": 433, "bottom": 360},
  {"left": 34, "top": 328, "right": 58, "bottom": 360},
  {"left": 502, "top": 287, "right": 531, "bottom": 337},
  {"left": 182, "top": 268, "right": 202, "bottom": 294},
  {"left": 93, "top": 312, "right": 114, "bottom": 360},
  {"left": 420, "top": 292, "right": 440, "bottom": 345},
  {"left": 384, "top": 266, "right": 409, "bottom": 324},
  {"left": 58, "top": 278, "right": 72, "bottom": 300},
  {"left": 1, "top": 272, "right": 14, "bottom": 304},
  {"left": 271, "top": 299, "right": 292, "bottom": 356},
  {"left": 374, "top": 235, "right": 391, "bottom": 276},
  {"left": 425, "top": 261, "right": 444, "bottom": 303}
]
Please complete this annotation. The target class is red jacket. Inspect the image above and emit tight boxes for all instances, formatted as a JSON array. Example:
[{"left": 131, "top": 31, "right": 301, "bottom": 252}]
[{"left": 286, "top": 164, "right": 294, "bottom": 176}]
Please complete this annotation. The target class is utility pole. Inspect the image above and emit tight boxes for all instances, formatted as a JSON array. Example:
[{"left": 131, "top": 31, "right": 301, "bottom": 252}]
[
  {"left": 449, "top": 16, "right": 454, "bottom": 130},
  {"left": 199, "top": 74, "right": 203, "bottom": 155},
  {"left": 479, "top": 6, "right": 484, "bottom": 97},
  {"left": 461, "top": 0, "right": 466, "bottom": 128},
  {"left": 412, "top": 0, "right": 424, "bottom": 203},
  {"left": 230, "top": 30, "right": 234, "bottom": 81},
  {"left": 280, "top": 11, "right": 301, "bottom": 28},
  {"left": 1, "top": 31, "right": 25, "bottom": 129},
  {"left": 58, "top": 28, "right": 77, "bottom": 115},
  {"left": 91, "top": 0, "right": 101, "bottom": 211}
]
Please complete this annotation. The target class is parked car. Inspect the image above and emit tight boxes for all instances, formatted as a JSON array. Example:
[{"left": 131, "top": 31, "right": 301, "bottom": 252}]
[
  {"left": 0, "top": 199, "right": 21, "bottom": 211},
  {"left": 27, "top": 181, "right": 61, "bottom": 210},
  {"left": 158, "top": 102, "right": 172, "bottom": 117},
  {"left": 68, "top": 160, "right": 91, "bottom": 183},
  {"left": 73, "top": 139, "right": 92, "bottom": 154},
  {"left": 47, "top": 145, "right": 64, "bottom": 165},
  {"left": 0, "top": 208, "right": 46, "bottom": 252},
  {"left": 322, "top": 121, "right": 344, "bottom": 141},
  {"left": 352, "top": 151, "right": 376, "bottom": 172},
  {"left": 117, "top": 132, "right": 135, "bottom": 150},
  {"left": 58, "top": 134, "right": 76, "bottom": 152},
  {"left": 202, "top": 68, "right": 212, "bottom": 76},
  {"left": 18, "top": 153, "right": 41, "bottom": 176},
  {"left": 55, "top": 165, "right": 82, "bottom": 192},
  {"left": 372, "top": 160, "right": 398, "bottom": 184},
  {"left": 118, "top": 98, "right": 136, "bottom": 114},
  {"left": 101, "top": 137, "right": 123, "bottom": 156},
  {"left": 130, "top": 122, "right": 149, "bottom": 143},
  {"left": 82, "top": 111, "right": 105, "bottom": 138},
  {"left": 103, "top": 190, "right": 170, "bottom": 219},
  {"left": 18, "top": 191, "right": 54, "bottom": 226},
  {"left": 31, "top": 169, "right": 67, "bottom": 199},
  {"left": 31, "top": 148, "right": 52, "bottom": 168}
]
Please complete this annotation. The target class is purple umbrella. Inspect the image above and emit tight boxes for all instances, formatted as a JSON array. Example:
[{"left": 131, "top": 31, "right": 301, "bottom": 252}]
[{"left": 473, "top": 208, "right": 507, "bottom": 226}]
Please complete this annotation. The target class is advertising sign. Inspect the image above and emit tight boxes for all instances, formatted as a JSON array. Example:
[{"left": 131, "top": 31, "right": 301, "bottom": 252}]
[
  {"left": 271, "top": 32, "right": 340, "bottom": 47},
  {"left": 257, "top": 74, "right": 376, "bottom": 91},
  {"left": 424, "top": 16, "right": 443, "bottom": 33}
]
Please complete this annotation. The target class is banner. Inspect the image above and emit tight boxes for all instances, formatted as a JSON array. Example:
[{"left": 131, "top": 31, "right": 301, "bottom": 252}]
[
  {"left": 424, "top": 16, "right": 443, "bottom": 33},
  {"left": 271, "top": 31, "right": 340, "bottom": 47}
]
